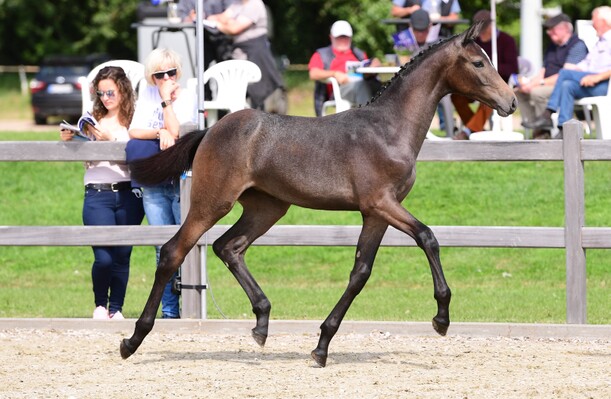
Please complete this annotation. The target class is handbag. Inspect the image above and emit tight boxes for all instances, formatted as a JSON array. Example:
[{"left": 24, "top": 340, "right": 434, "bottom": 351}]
[{"left": 125, "top": 139, "right": 161, "bottom": 187}]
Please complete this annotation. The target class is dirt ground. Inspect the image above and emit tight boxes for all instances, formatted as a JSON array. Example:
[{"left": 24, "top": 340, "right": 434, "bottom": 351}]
[{"left": 1, "top": 320, "right": 609, "bottom": 399}]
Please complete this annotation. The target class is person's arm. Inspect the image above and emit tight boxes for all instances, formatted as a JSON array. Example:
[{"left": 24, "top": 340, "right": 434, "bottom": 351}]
[
  {"left": 518, "top": 68, "right": 545, "bottom": 94},
  {"left": 581, "top": 69, "right": 611, "bottom": 87},
  {"left": 391, "top": 4, "right": 421, "bottom": 18},
  {"left": 563, "top": 41, "right": 589, "bottom": 70},
  {"left": 207, "top": 10, "right": 252, "bottom": 35},
  {"left": 309, "top": 67, "right": 348, "bottom": 83}
]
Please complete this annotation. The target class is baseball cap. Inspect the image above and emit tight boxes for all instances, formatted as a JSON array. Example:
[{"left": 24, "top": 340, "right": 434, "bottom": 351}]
[
  {"left": 330, "top": 20, "right": 353, "bottom": 38},
  {"left": 543, "top": 13, "right": 571, "bottom": 29},
  {"left": 411, "top": 9, "right": 430, "bottom": 31}
]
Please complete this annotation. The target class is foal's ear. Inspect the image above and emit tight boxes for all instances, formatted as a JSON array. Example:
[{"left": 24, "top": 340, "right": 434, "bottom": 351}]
[{"left": 461, "top": 21, "right": 486, "bottom": 46}]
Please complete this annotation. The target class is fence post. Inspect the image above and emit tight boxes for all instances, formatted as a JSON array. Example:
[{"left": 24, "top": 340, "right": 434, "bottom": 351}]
[
  {"left": 179, "top": 173, "right": 203, "bottom": 319},
  {"left": 562, "top": 120, "right": 586, "bottom": 324},
  {"left": 19, "top": 66, "right": 29, "bottom": 95}
]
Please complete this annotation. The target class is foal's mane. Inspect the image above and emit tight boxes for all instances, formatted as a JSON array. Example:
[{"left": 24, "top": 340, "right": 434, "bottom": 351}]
[{"left": 368, "top": 26, "right": 479, "bottom": 105}]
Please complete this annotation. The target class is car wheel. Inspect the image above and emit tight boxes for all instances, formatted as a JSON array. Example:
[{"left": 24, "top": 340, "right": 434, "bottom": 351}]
[{"left": 34, "top": 114, "right": 46, "bottom": 125}]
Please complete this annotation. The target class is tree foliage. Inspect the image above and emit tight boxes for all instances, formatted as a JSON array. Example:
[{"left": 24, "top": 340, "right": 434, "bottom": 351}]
[{"left": 0, "top": 0, "right": 608, "bottom": 65}]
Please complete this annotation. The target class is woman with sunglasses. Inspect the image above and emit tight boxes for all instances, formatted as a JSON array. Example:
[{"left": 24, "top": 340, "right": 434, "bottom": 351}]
[
  {"left": 60, "top": 66, "right": 145, "bottom": 320},
  {"left": 128, "top": 48, "right": 197, "bottom": 319}
]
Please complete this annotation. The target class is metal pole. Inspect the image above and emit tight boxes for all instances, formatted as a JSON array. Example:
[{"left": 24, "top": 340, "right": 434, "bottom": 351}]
[{"left": 180, "top": 0, "right": 207, "bottom": 319}]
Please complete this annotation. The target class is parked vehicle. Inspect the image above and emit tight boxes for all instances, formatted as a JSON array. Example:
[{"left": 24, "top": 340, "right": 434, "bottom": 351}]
[{"left": 30, "top": 54, "right": 109, "bottom": 125}]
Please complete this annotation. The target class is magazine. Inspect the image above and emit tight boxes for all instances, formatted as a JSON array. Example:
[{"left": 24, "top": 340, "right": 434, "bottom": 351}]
[
  {"left": 345, "top": 59, "right": 372, "bottom": 82},
  {"left": 59, "top": 111, "right": 99, "bottom": 141}
]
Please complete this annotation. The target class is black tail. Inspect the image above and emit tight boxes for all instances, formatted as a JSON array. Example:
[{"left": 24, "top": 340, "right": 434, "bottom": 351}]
[{"left": 129, "top": 129, "right": 208, "bottom": 186}]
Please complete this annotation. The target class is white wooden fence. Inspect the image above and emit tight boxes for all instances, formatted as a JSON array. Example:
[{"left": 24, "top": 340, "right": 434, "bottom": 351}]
[{"left": 1, "top": 121, "right": 610, "bottom": 323}]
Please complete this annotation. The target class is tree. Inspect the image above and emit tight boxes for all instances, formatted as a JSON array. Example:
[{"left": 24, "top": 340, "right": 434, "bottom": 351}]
[{"left": 0, "top": 0, "right": 608, "bottom": 66}]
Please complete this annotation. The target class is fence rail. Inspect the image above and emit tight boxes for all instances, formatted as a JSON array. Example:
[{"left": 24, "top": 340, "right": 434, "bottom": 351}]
[{"left": 1, "top": 121, "right": 610, "bottom": 323}]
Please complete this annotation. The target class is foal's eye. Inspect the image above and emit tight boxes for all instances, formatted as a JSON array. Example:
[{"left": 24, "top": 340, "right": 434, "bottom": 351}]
[{"left": 472, "top": 61, "right": 485, "bottom": 68}]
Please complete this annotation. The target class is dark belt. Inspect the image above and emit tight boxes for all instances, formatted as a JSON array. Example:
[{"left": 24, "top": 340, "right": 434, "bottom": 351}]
[{"left": 85, "top": 181, "right": 132, "bottom": 192}]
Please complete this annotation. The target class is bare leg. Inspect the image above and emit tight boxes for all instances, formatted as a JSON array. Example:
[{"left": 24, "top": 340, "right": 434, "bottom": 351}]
[
  {"left": 311, "top": 216, "right": 388, "bottom": 367},
  {"left": 212, "top": 190, "right": 290, "bottom": 347}
]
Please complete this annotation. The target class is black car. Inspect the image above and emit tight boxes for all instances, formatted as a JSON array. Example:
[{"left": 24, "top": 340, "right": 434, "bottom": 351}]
[{"left": 30, "top": 54, "right": 110, "bottom": 125}]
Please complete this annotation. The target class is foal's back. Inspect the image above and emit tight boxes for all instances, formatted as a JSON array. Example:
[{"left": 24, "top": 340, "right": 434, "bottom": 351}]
[{"left": 194, "top": 107, "right": 410, "bottom": 211}]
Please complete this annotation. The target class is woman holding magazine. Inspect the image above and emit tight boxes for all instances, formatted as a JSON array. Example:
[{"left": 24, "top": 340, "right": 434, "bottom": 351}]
[{"left": 60, "top": 66, "right": 145, "bottom": 320}]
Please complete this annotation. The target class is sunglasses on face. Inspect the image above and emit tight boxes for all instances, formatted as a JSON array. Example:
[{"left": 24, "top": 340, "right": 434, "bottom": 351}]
[
  {"left": 152, "top": 68, "right": 177, "bottom": 80},
  {"left": 96, "top": 89, "right": 116, "bottom": 98}
]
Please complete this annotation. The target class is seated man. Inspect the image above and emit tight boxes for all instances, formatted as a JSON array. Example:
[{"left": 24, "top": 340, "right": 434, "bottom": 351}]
[
  {"left": 523, "top": 6, "right": 611, "bottom": 137},
  {"left": 308, "top": 20, "right": 381, "bottom": 117},
  {"left": 391, "top": 0, "right": 462, "bottom": 38},
  {"left": 451, "top": 9, "right": 518, "bottom": 139},
  {"left": 516, "top": 13, "right": 588, "bottom": 139}
]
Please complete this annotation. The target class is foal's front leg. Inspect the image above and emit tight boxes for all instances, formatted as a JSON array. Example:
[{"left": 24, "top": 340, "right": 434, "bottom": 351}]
[
  {"left": 311, "top": 216, "right": 388, "bottom": 367},
  {"left": 380, "top": 199, "right": 451, "bottom": 335}
]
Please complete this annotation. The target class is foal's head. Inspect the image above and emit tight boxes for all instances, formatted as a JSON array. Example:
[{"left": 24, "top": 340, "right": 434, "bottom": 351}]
[{"left": 446, "top": 22, "right": 517, "bottom": 116}]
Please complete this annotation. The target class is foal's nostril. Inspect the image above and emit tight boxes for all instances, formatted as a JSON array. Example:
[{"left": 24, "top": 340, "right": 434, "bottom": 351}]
[{"left": 511, "top": 97, "right": 517, "bottom": 112}]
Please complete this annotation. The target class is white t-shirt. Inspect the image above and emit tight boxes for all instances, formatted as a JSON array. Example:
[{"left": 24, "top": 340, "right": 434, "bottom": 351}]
[{"left": 130, "top": 85, "right": 197, "bottom": 131}]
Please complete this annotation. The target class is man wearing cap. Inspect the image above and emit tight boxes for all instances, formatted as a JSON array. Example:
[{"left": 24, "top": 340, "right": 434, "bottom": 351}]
[
  {"left": 410, "top": 9, "right": 436, "bottom": 49},
  {"left": 451, "top": 9, "right": 519, "bottom": 139},
  {"left": 308, "top": 20, "right": 381, "bottom": 117},
  {"left": 523, "top": 6, "right": 611, "bottom": 137},
  {"left": 391, "top": 0, "right": 462, "bottom": 38},
  {"left": 516, "top": 13, "right": 588, "bottom": 139}
]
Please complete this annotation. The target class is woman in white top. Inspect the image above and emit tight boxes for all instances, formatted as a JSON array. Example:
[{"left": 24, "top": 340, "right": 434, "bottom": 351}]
[
  {"left": 128, "top": 48, "right": 197, "bottom": 319},
  {"left": 60, "top": 66, "right": 145, "bottom": 320}
]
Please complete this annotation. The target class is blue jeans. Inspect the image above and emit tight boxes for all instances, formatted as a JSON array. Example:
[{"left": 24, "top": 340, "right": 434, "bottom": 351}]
[
  {"left": 83, "top": 186, "right": 144, "bottom": 314},
  {"left": 143, "top": 182, "right": 181, "bottom": 318},
  {"left": 547, "top": 69, "right": 609, "bottom": 126}
]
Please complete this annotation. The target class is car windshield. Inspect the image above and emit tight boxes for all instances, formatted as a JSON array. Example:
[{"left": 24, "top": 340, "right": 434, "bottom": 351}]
[{"left": 39, "top": 66, "right": 89, "bottom": 78}]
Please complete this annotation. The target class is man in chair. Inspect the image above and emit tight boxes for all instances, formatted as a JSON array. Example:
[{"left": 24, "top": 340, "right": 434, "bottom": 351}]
[
  {"left": 516, "top": 13, "right": 588, "bottom": 139},
  {"left": 308, "top": 20, "right": 381, "bottom": 117}
]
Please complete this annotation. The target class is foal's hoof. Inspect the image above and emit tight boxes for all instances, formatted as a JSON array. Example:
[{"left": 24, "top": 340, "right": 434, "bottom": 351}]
[
  {"left": 311, "top": 349, "right": 327, "bottom": 368},
  {"left": 120, "top": 338, "right": 135, "bottom": 359},
  {"left": 251, "top": 328, "right": 267, "bottom": 348},
  {"left": 432, "top": 317, "right": 449, "bottom": 336}
]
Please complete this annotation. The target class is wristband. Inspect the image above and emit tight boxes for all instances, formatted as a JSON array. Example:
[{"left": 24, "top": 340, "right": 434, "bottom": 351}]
[{"left": 161, "top": 99, "right": 173, "bottom": 108}]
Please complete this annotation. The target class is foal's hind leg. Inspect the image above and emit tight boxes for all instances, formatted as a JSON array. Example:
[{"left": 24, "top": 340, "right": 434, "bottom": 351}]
[
  {"left": 212, "top": 190, "right": 290, "bottom": 347},
  {"left": 311, "top": 216, "right": 388, "bottom": 367},
  {"left": 120, "top": 216, "right": 215, "bottom": 359},
  {"left": 376, "top": 196, "right": 451, "bottom": 336}
]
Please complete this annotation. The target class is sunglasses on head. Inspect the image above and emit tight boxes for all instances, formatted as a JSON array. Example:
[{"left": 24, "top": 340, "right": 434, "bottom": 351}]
[
  {"left": 152, "top": 68, "right": 177, "bottom": 80},
  {"left": 96, "top": 89, "right": 116, "bottom": 98}
]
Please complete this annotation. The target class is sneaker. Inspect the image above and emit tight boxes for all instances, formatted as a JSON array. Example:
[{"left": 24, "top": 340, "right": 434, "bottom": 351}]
[
  {"left": 452, "top": 131, "right": 469, "bottom": 140},
  {"left": 109, "top": 311, "right": 124, "bottom": 320},
  {"left": 92, "top": 306, "right": 109, "bottom": 320}
]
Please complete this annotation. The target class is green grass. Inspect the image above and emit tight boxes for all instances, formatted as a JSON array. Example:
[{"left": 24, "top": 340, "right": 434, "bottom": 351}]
[{"left": 0, "top": 72, "right": 609, "bottom": 323}]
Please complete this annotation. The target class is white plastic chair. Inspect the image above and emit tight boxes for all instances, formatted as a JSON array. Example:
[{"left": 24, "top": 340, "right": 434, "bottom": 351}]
[
  {"left": 81, "top": 60, "right": 145, "bottom": 114},
  {"left": 192, "top": 60, "right": 262, "bottom": 127},
  {"left": 321, "top": 77, "right": 352, "bottom": 116}
]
